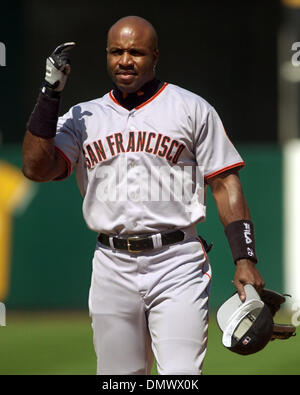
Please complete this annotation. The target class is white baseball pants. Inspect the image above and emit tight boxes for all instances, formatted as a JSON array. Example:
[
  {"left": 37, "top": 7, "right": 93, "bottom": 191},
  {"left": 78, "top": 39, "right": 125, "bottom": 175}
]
[{"left": 88, "top": 227, "right": 211, "bottom": 375}]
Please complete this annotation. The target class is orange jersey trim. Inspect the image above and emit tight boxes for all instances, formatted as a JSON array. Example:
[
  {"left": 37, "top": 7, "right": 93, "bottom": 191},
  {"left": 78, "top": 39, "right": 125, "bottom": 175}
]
[
  {"left": 109, "top": 82, "right": 168, "bottom": 110},
  {"left": 109, "top": 91, "right": 120, "bottom": 106},
  {"left": 204, "top": 272, "right": 211, "bottom": 280},
  {"left": 135, "top": 82, "right": 168, "bottom": 109},
  {"left": 196, "top": 237, "right": 211, "bottom": 279},
  {"left": 204, "top": 161, "right": 245, "bottom": 181}
]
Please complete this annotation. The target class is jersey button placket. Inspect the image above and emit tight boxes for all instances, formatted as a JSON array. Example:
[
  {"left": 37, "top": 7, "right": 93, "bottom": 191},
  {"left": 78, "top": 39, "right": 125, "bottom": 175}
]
[
  {"left": 124, "top": 111, "right": 145, "bottom": 231},
  {"left": 128, "top": 109, "right": 135, "bottom": 118}
]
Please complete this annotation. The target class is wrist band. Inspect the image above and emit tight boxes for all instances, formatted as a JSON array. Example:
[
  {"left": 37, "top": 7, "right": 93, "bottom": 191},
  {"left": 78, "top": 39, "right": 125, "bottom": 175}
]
[
  {"left": 27, "top": 89, "right": 61, "bottom": 139},
  {"left": 41, "top": 83, "right": 62, "bottom": 99},
  {"left": 224, "top": 219, "right": 258, "bottom": 264}
]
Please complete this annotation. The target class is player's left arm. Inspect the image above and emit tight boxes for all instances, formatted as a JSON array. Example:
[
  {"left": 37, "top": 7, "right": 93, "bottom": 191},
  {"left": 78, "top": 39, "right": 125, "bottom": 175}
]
[{"left": 207, "top": 168, "right": 265, "bottom": 301}]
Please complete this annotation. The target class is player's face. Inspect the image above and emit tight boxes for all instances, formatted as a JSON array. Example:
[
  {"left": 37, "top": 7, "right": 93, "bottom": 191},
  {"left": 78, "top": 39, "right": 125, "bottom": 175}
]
[{"left": 107, "top": 26, "right": 158, "bottom": 93}]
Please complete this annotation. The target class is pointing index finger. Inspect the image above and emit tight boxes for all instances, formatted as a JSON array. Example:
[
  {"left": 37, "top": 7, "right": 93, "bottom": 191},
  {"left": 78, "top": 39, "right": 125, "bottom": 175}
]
[{"left": 53, "top": 42, "right": 76, "bottom": 55}]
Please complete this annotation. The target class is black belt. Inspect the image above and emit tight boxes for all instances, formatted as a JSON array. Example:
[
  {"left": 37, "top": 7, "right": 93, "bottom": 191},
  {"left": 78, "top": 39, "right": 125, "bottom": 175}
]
[
  {"left": 98, "top": 230, "right": 213, "bottom": 254},
  {"left": 98, "top": 230, "right": 185, "bottom": 253}
]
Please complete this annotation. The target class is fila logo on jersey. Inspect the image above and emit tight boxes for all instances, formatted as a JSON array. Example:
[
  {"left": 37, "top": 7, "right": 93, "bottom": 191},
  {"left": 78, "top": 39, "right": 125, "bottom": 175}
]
[
  {"left": 243, "top": 222, "right": 252, "bottom": 244},
  {"left": 83, "top": 130, "right": 186, "bottom": 169}
]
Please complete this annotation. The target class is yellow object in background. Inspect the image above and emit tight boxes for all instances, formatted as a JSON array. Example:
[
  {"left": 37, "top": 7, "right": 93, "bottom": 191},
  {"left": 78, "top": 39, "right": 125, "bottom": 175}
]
[
  {"left": 0, "top": 161, "right": 31, "bottom": 301},
  {"left": 281, "top": 0, "right": 300, "bottom": 8}
]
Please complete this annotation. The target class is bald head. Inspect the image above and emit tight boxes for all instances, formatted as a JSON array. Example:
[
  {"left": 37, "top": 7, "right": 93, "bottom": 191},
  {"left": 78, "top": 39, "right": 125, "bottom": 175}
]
[
  {"left": 107, "top": 16, "right": 158, "bottom": 51},
  {"left": 106, "top": 16, "right": 159, "bottom": 93}
]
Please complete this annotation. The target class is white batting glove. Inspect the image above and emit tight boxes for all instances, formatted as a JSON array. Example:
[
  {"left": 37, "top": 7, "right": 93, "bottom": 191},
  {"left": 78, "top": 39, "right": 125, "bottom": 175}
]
[{"left": 42, "top": 42, "right": 76, "bottom": 94}]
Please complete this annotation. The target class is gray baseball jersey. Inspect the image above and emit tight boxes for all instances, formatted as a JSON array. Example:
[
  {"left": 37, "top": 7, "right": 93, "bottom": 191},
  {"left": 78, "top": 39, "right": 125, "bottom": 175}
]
[{"left": 54, "top": 83, "right": 244, "bottom": 235}]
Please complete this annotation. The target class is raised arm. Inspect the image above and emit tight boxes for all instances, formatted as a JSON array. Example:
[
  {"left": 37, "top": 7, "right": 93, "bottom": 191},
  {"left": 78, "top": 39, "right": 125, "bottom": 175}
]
[
  {"left": 207, "top": 169, "right": 265, "bottom": 301},
  {"left": 22, "top": 132, "right": 67, "bottom": 182},
  {"left": 22, "top": 42, "right": 75, "bottom": 182}
]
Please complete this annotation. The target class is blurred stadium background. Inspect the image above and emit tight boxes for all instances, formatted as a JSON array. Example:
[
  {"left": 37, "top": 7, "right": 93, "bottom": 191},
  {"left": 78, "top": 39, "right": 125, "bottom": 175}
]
[{"left": 0, "top": 0, "right": 300, "bottom": 375}]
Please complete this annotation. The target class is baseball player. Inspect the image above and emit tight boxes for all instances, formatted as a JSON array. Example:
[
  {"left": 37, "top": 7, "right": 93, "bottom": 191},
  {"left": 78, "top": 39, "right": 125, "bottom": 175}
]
[{"left": 22, "top": 16, "right": 265, "bottom": 375}]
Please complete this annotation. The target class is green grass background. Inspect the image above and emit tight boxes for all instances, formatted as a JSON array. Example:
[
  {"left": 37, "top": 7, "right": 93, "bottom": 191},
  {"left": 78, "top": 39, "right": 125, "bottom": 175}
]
[{"left": 0, "top": 310, "right": 298, "bottom": 375}]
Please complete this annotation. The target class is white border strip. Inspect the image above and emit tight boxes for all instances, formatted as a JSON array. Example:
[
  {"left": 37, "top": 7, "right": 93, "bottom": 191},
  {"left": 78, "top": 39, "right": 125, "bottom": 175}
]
[{"left": 283, "top": 139, "right": 300, "bottom": 300}]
